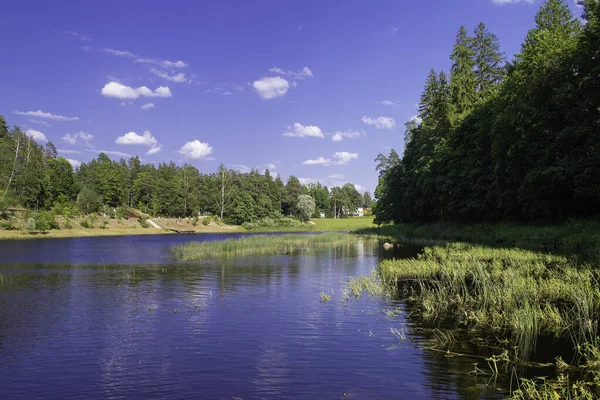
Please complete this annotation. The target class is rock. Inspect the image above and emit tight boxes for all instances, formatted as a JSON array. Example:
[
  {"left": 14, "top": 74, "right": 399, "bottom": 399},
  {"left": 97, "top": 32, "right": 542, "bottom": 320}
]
[
  {"left": 383, "top": 242, "right": 393, "bottom": 250},
  {"left": 308, "top": 221, "right": 316, "bottom": 225}
]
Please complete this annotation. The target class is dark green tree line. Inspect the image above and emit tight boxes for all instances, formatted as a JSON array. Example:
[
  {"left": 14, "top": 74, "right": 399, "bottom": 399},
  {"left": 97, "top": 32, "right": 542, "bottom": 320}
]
[{"left": 374, "top": 0, "right": 598, "bottom": 223}]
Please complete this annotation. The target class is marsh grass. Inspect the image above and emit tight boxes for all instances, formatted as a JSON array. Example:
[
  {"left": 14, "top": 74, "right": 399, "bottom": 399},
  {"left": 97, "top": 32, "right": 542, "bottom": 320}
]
[
  {"left": 379, "top": 243, "right": 600, "bottom": 358},
  {"left": 355, "top": 220, "right": 600, "bottom": 263},
  {"left": 0, "top": 271, "right": 13, "bottom": 286},
  {"left": 346, "top": 270, "right": 384, "bottom": 298},
  {"left": 173, "top": 233, "right": 367, "bottom": 260}
]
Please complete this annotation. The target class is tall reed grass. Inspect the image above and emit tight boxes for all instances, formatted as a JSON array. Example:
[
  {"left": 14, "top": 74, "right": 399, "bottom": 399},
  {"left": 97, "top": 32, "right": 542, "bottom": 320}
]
[{"left": 172, "top": 233, "right": 367, "bottom": 260}]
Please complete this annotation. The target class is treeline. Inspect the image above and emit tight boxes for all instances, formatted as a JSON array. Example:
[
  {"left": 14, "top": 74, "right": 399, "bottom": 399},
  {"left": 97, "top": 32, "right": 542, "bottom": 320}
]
[
  {"left": 375, "top": 0, "right": 600, "bottom": 224},
  {"left": 0, "top": 119, "right": 372, "bottom": 224}
]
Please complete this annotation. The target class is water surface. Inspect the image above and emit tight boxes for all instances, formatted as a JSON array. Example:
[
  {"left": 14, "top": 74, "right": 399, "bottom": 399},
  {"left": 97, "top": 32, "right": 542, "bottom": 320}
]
[{"left": 0, "top": 234, "right": 506, "bottom": 399}]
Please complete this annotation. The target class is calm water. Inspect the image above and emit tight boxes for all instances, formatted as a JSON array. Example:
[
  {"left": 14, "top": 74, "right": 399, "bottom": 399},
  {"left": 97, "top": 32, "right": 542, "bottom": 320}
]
[{"left": 0, "top": 234, "right": 506, "bottom": 399}]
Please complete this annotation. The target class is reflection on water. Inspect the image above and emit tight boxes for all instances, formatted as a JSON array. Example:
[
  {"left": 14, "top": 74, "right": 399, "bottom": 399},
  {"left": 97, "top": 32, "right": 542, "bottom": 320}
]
[{"left": 0, "top": 235, "right": 507, "bottom": 399}]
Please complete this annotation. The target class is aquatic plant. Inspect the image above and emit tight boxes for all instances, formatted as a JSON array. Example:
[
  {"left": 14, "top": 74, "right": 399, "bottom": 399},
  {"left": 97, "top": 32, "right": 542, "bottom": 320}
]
[
  {"left": 320, "top": 292, "right": 332, "bottom": 302},
  {"left": 346, "top": 270, "right": 384, "bottom": 298},
  {"left": 173, "top": 233, "right": 368, "bottom": 260}
]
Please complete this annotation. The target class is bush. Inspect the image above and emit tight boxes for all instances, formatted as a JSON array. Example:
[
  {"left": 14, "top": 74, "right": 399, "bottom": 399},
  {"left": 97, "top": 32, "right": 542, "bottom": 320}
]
[
  {"left": 79, "top": 220, "right": 90, "bottom": 229},
  {"left": 276, "top": 217, "right": 301, "bottom": 227},
  {"left": 192, "top": 216, "right": 199, "bottom": 226},
  {"left": 202, "top": 216, "right": 211, "bottom": 226},
  {"left": 116, "top": 206, "right": 129, "bottom": 220},
  {"left": 36, "top": 211, "right": 58, "bottom": 231},
  {"left": 0, "top": 220, "right": 16, "bottom": 230},
  {"left": 100, "top": 219, "right": 109, "bottom": 229},
  {"left": 25, "top": 217, "right": 37, "bottom": 231},
  {"left": 64, "top": 218, "right": 72, "bottom": 230},
  {"left": 138, "top": 215, "right": 149, "bottom": 228},
  {"left": 241, "top": 222, "right": 255, "bottom": 230}
]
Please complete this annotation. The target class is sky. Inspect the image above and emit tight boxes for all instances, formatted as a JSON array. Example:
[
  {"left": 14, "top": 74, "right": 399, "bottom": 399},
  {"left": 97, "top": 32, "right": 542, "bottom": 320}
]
[{"left": 0, "top": 0, "right": 582, "bottom": 195}]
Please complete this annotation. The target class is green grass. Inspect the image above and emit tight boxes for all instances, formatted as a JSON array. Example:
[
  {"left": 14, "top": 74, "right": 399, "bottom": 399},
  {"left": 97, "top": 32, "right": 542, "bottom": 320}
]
[
  {"left": 354, "top": 220, "right": 600, "bottom": 263},
  {"left": 379, "top": 243, "right": 600, "bottom": 355},
  {"left": 172, "top": 233, "right": 368, "bottom": 260},
  {"left": 242, "top": 217, "right": 376, "bottom": 233}
]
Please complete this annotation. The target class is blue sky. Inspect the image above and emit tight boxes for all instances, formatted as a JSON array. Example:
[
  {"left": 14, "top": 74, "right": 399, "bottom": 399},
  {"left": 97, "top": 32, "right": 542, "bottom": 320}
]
[{"left": 0, "top": 0, "right": 581, "bottom": 194}]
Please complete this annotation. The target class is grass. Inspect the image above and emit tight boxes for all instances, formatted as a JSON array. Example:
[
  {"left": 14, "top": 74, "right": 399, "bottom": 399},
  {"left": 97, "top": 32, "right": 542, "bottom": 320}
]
[
  {"left": 243, "top": 217, "right": 376, "bottom": 233},
  {"left": 0, "top": 271, "right": 13, "bottom": 286},
  {"left": 379, "top": 243, "right": 600, "bottom": 354},
  {"left": 172, "top": 233, "right": 368, "bottom": 260},
  {"left": 354, "top": 220, "right": 600, "bottom": 263}
]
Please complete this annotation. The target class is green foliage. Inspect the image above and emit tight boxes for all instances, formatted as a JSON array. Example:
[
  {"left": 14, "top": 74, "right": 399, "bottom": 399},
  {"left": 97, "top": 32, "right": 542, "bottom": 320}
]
[
  {"left": 296, "top": 194, "right": 315, "bottom": 222},
  {"left": 0, "top": 220, "right": 16, "bottom": 230},
  {"left": 374, "top": 0, "right": 598, "bottom": 224},
  {"left": 77, "top": 186, "right": 102, "bottom": 215},
  {"left": 192, "top": 215, "right": 199, "bottom": 226},
  {"left": 25, "top": 217, "right": 36, "bottom": 231},
  {"left": 137, "top": 214, "right": 149, "bottom": 228},
  {"left": 79, "top": 220, "right": 90, "bottom": 229},
  {"left": 115, "top": 206, "right": 129, "bottom": 220},
  {"left": 201, "top": 216, "right": 211, "bottom": 226}
]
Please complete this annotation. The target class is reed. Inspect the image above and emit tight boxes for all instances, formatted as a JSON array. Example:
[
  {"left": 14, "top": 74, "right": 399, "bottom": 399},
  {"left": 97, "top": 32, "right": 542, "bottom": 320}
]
[
  {"left": 379, "top": 243, "right": 600, "bottom": 356},
  {"left": 173, "top": 233, "right": 367, "bottom": 260}
]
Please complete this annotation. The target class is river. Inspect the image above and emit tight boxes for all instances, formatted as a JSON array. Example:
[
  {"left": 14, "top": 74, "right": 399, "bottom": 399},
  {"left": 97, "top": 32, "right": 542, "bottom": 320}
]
[{"left": 0, "top": 233, "right": 506, "bottom": 399}]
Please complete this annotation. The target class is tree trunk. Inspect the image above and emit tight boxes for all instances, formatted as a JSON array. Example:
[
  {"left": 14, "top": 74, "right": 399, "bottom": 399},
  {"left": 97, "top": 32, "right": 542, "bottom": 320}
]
[{"left": 2, "top": 136, "right": 20, "bottom": 202}]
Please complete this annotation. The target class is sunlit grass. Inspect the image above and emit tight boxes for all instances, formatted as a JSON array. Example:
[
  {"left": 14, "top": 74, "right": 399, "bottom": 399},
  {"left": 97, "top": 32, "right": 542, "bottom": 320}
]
[{"left": 172, "top": 233, "right": 368, "bottom": 260}]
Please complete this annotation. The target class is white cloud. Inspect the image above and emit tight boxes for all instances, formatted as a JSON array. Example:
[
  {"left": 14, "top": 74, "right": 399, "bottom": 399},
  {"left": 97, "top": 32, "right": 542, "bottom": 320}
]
[
  {"left": 179, "top": 140, "right": 213, "bottom": 160},
  {"left": 491, "top": 0, "right": 534, "bottom": 3},
  {"left": 141, "top": 103, "right": 155, "bottom": 110},
  {"left": 282, "top": 123, "right": 324, "bottom": 138},
  {"left": 150, "top": 68, "right": 188, "bottom": 83},
  {"left": 333, "top": 152, "right": 358, "bottom": 165},
  {"left": 162, "top": 60, "right": 188, "bottom": 68},
  {"left": 66, "top": 159, "right": 81, "bottom": 168},
  {"left": 253, "top": 76, "right": 290, "bottom": 99},
  {"left": 361, "top": 115, "right": 396, "bottom": 129},
  {"left": 101, "top": 48, "right": 138, "bottom": 58},
  {"left": 299, "top": 177, "right": 318, "bottom": 185},
  {"left": 62, "top": 131, "right": 94, "bottom": 147},
  {"left": 231, "top": 164, "right": 251, "bottom": 173},
  {"left": 268, "top": 66, "right": 313, "bottom": 79},
  {"left": 354, "top": 184, "right": 366, "bottom": 192},
  {"left": 331, "top": 129, "right": 365, "bottom": 142},
  {"left": 25, "top": 129, "right": 48, "bottom": 143},
  {"left": 101, "top": 81, "right": 172, "bottom": 100},
  {"left": 14, "top": 110, "right": 79, "bottom": 121},
  {"left": 116, "top": 131, "right": 158, "bottom": 146},
  {"left": 303, "top": 157, "right": 330, "bottom": 166},
  {"left": 146, "top": 147, "right": 161, "bottom": 155},
  {"left": 28, "top": 119, "right": 50, "bottom": 126},
  {"left": 388, "top": 27, "right": 399, "bottom": 36},
  {"left": 57, "top": 149, "right": 82, "bottom": 154},
  {"left": 408, "top": 115, "right": 423, "bottom": 125},
  {"left": 302, "top": 152, "right": 358, "bottom": 167},
  {"left": 379, "top": 100, "right": 400, "bottom": 107}
]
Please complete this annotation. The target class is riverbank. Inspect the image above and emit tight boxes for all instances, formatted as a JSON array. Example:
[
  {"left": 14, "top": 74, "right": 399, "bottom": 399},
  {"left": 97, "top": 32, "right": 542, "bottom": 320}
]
[
  {"left": 0, "top": 217, "right": 376, "bottom": 240},
  {"left": 355, "top": 220, "right": 600, "bottom": 262}
]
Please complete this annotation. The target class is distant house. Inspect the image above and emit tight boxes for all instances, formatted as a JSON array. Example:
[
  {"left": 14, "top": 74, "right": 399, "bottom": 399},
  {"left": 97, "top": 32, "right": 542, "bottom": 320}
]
[
  {"left": 352, "top": 207, "right": 364, "bottom": 217},
  {"left": 319, "top": 212, "right": 326, "bottom": 218}
]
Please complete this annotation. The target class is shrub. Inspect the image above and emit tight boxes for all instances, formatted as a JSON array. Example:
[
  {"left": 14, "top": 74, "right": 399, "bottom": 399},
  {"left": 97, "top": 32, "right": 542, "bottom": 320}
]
[
  {"left": 116, "top": 206, "right": 128, "bottom": 220},
  {"left": 138, "top": 215, "right": 149, "bottom": 228},
  {"left": 64, "top": 218, "right": 72, "bottom": 230},
  {"left": 202, "top": 216, "right": 212, "bottom": 226},
  {"left": 79, "top": 220, "right": 90, "bottom": 229},
  {"left": 192, "top": 216, "right": 199, "bottom": 226},
  {"left": 100, "top": 219, "right": 109, "bottom": 229},
  {"left": 276, "top": 217, "right": 301, "bottom": 227},
  {"left": 0, "top": 220, "right": 16, "bottom": 230},
  {"left": 25, "top": 217, "right": 37, "bottom": 231}
]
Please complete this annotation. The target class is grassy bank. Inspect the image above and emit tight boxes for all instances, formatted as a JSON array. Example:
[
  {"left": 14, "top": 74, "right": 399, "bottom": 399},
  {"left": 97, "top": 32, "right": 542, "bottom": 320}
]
[
  {"left": 241, "top": 217, "right": 376, "bottom": 233},
  {"left": 355, "top": 220, "right": 600, "bottom": 262},
  {"left": 377, "top": 242, "right": 600, "bottom": 398},
  {"left": 173, "top": 233, "right": 365, "bottom": 260}
]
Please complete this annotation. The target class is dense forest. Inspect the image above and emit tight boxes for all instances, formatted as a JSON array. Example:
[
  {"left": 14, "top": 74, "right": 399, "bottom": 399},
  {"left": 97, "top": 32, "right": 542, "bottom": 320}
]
[
  {"left": 0, "top": 118, "right": 372, "bottom": 225},
  {"left": 374, "top": 0, "right": 600, "bottom": 224}
]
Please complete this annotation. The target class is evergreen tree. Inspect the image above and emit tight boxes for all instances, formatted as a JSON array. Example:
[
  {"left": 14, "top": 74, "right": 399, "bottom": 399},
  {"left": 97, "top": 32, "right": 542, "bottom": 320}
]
[
  {"left": 472, "top": 22, "right": 505, "bottom": 98},
  {"left": 449, "top": 26, "right": 477, "bottom": 120}
]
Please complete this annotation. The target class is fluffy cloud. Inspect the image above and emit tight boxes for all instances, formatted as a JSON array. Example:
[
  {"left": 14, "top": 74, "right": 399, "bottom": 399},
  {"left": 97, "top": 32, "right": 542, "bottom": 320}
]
[
  {"left": 62, "top": 131, "right": 94, "bottom": 147},
  {"left": 378, "top": 100, "right": 399, "bottom": 107},
  {"left": 141, "top": 103, "right": 155, "bottom": 110},
  {"left": 179, "top": 140, "right": 213, "bottom": 160},
  {"left": 25, "top": 129, "right": 48, "bottom": 143},
  {"left": 116, "top": 131, "right": 158, "bottom": 146},
  {"left": 66, "top": 159, "right": 81, "bottom": 168},
  {"left": 283, "top": 123, "right": 325, "bottom": 138},
  {"left": 150, "top": 68, "right": 189, "bottom": 83},
  {"left": 361, "top": 116, "right": 396, "bottom": 129},
  {"left": 14, "top": 110, "right": 79, "bottom": 121},
  {"left": 101, "top": 82, "right": 172, "bottom": 100},
  {"left": 331, "top": 130, "right": 365, "bottom": 142},
  {"left": 268, "top": 66, "right": 313, "bottom": 79},
  {"left": 302, "top": 152, "right": 358, "bottom": 166},
  {"left": 408, "top": 115, "right": 423, "bottom": 125},
  {"left": 253, "top": 76, "right": 290, "bottom": 99},
  {"left": 115, "top": 131, "right": 161, "bottom": 155}
]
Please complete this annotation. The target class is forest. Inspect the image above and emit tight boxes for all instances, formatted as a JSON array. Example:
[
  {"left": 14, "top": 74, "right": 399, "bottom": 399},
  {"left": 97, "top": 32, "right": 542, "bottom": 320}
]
[
  {"left": 374, "top": 0, "right": 600, "bottom": 224},
  {"left": 0, "top": 118, "right": 372, "bottom": 226}
]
